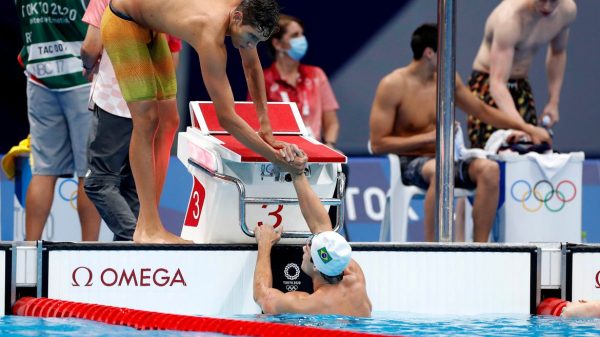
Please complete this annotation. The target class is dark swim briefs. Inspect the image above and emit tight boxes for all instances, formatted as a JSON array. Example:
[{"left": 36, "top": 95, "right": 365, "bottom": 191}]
[
  {"left": 399, "top": 156, "right": 477, "bottom": 190},
  {"left": 467, "top": 70, "right": 537, "bottom": 149}
]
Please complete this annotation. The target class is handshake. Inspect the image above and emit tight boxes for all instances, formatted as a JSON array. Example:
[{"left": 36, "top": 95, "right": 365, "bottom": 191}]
[
  {"left": 275, "top": 142, "right": 307, "bottom": 176},
  {"left": 258, "top": 131, "right": 307, "bottom": 176}
]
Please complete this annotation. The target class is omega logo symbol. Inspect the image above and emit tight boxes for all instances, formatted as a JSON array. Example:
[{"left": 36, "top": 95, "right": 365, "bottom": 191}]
[{"left": 72, "top": 266, "right": 93, "bottom": 287}]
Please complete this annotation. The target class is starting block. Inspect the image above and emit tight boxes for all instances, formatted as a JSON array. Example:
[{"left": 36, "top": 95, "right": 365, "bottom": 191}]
[{"left": 177, "top": 102, "right": 347, "bottom": 243}]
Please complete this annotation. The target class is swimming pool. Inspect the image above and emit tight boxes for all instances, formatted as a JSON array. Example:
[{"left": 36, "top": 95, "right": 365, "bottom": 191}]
[{"left": 3, "top": 313, "right": 600, "bottom": 337}]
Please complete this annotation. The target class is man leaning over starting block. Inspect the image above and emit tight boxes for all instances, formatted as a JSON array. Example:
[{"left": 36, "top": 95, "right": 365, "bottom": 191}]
[
  {"left": 100, "top": 0, "right": 304, "bottom": 243},
  {"left": 253, "top": 151, "right": 372, "bottom": 317}
]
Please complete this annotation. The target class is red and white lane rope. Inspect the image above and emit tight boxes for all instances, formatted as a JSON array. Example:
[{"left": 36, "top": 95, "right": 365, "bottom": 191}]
[{"left": 13, "top": 297, "right": 399, "bottom": 337}]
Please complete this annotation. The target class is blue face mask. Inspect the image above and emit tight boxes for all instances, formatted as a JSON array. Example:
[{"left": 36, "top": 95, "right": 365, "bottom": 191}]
[{"left": 286, "top": 36, "right": 308, "bottom": 61}]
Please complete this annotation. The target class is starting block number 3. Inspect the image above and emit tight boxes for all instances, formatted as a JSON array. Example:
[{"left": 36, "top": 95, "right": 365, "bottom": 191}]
[
  {"left": 184, "top": 177, "right": 285, "bottom": 229},
  {"left": 184, "top": 177, "right": 206, "bottom": 227},
  {"left": 258, "top": 205, "right": 284, "bottom": 228}
]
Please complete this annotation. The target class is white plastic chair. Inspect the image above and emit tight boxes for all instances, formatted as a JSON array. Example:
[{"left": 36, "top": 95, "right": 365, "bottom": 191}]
[{"left": 379, "top": 153, "right": 474, "bottom": 242}]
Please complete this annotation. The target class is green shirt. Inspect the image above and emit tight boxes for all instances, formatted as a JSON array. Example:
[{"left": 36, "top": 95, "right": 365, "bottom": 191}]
[{"left": 17, "top": 0, "right": 90, "bottom": 90}]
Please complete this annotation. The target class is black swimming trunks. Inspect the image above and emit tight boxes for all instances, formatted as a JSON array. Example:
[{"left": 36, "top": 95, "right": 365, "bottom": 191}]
[{"left": 399, "top": 156, "right": 477, "bottom": 190}]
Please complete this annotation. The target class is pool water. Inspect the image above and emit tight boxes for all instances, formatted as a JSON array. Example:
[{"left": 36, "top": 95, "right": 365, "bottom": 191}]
[
  {"left": 254, "top": 313, "right": 600, "bottom": 336},
  {"left": 0, "top": 316, "right": 224, "bottom": 337},
  {"left": 3, "top": 313, "right": 600, "bottom": 336}
]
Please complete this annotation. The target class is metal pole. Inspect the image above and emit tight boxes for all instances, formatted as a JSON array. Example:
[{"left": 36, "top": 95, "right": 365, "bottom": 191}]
[{"left": 435, "top": 0, "right": 456, "bottom": 242}]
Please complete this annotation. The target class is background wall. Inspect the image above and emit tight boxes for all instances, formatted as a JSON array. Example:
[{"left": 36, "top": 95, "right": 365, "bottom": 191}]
[
  {"left": 2, "top": 0, "right": 598, "bottom": 156},
  {"left": 179, "top": 0, "right": 600, "bottom": 156},
  {"left": 4, "top": 156, "right": 600, "bottom": 243},
  {"left": 0, "top": 0, "right": 29, "bottom": 154}
]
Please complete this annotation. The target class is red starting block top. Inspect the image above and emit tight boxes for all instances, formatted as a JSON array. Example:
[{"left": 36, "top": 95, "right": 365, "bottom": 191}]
[
  {"left": 214, "top": 135, "right": 346, "bottom": 163},
  {"left": 190, "top": 101, "right": 305, "bottom": 135},
  {"left": 189, "top": 101, "right": 346, "bottom": 163}
]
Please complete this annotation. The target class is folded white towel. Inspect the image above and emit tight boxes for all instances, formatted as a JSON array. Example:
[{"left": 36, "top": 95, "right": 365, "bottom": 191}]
[
  {"left": 484, "top": 129, "right": 514, "bottom": 154},
  {"left": 455, "top": 123, "right": 490, "bottom": 160},
  {"left": 525, "top": 152, "right": 573, "bottom": 181},
  {"left": 454, "top": 122, "right": 467, "bottom": 160}
]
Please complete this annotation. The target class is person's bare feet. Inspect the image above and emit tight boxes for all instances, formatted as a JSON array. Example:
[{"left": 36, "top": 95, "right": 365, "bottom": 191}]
[{"left": 133, "top": 225, "right": 193, "bottom": 244}]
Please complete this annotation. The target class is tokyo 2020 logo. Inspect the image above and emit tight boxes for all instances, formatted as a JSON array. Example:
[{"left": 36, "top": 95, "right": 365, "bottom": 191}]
[{"left": 510, "top": 179, "right": 576, "bottom": 212}]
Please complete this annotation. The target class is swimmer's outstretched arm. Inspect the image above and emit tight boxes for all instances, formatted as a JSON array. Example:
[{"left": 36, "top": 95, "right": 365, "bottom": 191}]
[
  {"left": 191, "top": 35, "right": 303, "bottom": 174},
  {"left": 239, "top": 47, "right": 278, "bottom": 147},
  {"left": 239, "top": 47, "right": 303, "bottom": 161},
  {"left": 562, "top": 300, "right": 600, "bottom": 318},
  {"left": 291, "top": 155, "right": 332, "bottom": 234}
]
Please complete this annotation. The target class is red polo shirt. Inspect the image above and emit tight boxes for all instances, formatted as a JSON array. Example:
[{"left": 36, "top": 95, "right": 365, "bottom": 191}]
[{"left": 258, "top": 63, "right": 339, "bottom": 141}]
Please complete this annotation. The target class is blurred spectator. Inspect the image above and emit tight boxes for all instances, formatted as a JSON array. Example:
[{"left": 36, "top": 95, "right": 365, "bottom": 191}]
[
  {"left": 16, "top": 0, "right": 101, "bottom": 241},
  {"left": 467, "top": 0, "right": 576, "bottom": 148},
  {"left": 257, "top": 14, "right": 340, "bottom": 147},
  {"left": 369, "top": 24, "right": 549, "bottom": 242}
]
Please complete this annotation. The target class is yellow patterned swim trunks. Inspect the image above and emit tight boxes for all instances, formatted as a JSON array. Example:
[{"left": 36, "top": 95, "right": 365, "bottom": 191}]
[
  {"left": 100, "top": 3, "right": 177, "bottom": 102},
  {"left": 467, "top": 70, "right": 537, "bottom": 149}
]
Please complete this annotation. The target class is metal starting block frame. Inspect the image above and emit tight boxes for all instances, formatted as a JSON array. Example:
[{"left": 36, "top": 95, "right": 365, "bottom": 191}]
[{"left": 177, "top": 102, "right": 347, "bottom": 243}]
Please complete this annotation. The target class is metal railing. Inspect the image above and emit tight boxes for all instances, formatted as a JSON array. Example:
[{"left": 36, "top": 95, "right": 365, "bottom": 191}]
[
  {"left": 188, "top": 158, "right": 345, "bottom": 238},
  {"left": 435, "top": 0, "right": 456, "bottom": 242}
]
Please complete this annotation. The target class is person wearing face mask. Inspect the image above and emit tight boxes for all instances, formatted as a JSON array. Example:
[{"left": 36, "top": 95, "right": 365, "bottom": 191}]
[{"left": 254, "top": 14, "right": 340, "bottom": 149}]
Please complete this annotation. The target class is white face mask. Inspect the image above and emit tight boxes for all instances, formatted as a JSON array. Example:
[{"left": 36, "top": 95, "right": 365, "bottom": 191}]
[{"left": 286, "top": 36, "right": 308, "bottom": 61}]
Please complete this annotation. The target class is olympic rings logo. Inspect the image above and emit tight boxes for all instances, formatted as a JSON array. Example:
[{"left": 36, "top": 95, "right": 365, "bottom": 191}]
[
  {"left": 285, "top": 285, "right": 299, "bottom": 292},
  {"left": 510, "top": 179, "right": 577, "bottom": 213},
  {"left": 58, "top": 179, "right": 79, "bottom": 210}
]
